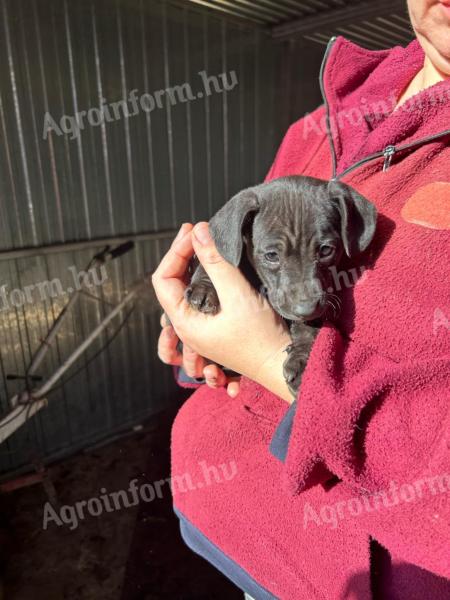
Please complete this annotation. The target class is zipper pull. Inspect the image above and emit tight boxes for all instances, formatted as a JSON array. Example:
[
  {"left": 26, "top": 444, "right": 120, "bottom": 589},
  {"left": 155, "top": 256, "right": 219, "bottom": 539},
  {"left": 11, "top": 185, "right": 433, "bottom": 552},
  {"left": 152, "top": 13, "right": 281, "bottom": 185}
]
[{"left": 383, "top": 145, "right": 396, "bottom": 172}]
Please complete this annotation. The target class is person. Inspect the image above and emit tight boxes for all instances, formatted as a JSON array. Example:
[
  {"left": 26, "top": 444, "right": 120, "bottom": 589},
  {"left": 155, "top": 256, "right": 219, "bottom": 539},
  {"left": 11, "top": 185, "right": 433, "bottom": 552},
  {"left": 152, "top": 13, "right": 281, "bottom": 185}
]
[{"left": 152, "top": 0, "right": 450, "bottom": 597}]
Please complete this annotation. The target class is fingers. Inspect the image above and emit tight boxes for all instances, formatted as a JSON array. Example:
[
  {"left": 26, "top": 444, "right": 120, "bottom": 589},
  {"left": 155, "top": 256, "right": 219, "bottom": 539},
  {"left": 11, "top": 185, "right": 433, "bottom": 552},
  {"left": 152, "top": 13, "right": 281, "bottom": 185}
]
[
  {"left": 226, "top": 380, "right": 241, "bottom": 398},
  {"left": 182, "top": 344, "right": 206, "bottom": 378},
  {"left": 191, "top": 222, "right": 251, "bottom": 304},
  {"left": 160, "top": 313, "right": 171, "bottom": 327},
  {"left": 152, "top": 224, "right": 194, "bottom": 312},
  {"left": 157, "top": 326, "right": 183, "bottom": 366},
  {"left": 203, "top": 363, "right": 228, "bottom": 388},
  {"left": 171, "top": 222, "right": 194, "bottom": 248},
  {"left": 203, "top": 363, "right": 241, "bottom": 397},
  {"left": 157, "top": 322, "right": 206, "bottom": 379}
]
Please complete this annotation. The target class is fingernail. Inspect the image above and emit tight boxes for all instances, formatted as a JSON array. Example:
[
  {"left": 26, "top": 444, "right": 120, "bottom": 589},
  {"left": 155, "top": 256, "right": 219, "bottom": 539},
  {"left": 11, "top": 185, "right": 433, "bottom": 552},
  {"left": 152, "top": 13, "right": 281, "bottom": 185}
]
[
  {"left": 173, "top": 223, "right": 189, "bottom": 243},
  {"left": 193, "top": 223, "right": 211, "bottom": 246}
]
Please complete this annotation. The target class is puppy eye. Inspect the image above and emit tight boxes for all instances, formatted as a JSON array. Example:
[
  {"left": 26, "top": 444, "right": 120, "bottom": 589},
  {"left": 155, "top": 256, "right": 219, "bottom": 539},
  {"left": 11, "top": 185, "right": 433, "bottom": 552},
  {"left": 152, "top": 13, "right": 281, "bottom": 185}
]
[
  {"left": 264, "top": 251, "right": 279, "bottom": 263},
  {"left": 319, "top": 245, "right": 335, "bottom": 259}
]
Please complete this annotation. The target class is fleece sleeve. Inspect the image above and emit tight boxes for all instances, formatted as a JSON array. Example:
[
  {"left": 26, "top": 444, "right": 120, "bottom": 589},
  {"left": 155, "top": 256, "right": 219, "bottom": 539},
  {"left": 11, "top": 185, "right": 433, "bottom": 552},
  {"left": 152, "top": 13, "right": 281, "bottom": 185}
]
[
  {"left": 280, "top": 324, "right": 450, "bottom": 577},
  {"left": 328, "top": 453, "right": 450, "bottom": 580}
]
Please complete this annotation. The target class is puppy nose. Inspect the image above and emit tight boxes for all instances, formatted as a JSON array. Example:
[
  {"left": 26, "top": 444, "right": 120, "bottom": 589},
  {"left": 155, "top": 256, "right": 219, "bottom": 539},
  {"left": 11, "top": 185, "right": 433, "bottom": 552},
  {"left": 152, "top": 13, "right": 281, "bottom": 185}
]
[{"left": 293, "top": 301, "right": 319, "bottom": 319}]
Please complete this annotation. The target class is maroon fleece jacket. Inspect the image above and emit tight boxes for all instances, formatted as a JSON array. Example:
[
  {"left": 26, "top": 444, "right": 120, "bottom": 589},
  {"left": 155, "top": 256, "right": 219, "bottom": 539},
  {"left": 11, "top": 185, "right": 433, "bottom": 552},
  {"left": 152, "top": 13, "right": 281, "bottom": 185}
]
[{"left": 171, "top": 37, "right": 450, "bottom": 599}]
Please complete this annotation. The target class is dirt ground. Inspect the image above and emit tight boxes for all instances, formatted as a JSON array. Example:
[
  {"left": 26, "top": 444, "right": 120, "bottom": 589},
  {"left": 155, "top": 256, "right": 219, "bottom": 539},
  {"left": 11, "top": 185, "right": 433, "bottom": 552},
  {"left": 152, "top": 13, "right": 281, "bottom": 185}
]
[{"left": 0, "top": 408, "right": 241, "bottom": 600}]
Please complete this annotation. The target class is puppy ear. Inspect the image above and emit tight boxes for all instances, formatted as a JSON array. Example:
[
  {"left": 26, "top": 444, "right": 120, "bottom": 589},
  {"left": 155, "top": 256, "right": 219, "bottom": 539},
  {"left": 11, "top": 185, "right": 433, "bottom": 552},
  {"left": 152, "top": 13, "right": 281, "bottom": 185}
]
[
  {"left": 209, "top": 189, "right": 259, "bottom": 266},
  {"left": 328, "top": 180, "right": 377, "bottom": 257}
]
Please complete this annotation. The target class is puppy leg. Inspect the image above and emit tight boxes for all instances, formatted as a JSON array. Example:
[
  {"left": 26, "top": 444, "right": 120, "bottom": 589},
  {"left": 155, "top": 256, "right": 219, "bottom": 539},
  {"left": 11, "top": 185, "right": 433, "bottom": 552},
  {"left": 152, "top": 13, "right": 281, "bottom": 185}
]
[
  {"left": 185, "top": 264, "right": 220, "bottom": 314},
  {"left": 283, "top": 322, "right": 319, "bottom": 397}
]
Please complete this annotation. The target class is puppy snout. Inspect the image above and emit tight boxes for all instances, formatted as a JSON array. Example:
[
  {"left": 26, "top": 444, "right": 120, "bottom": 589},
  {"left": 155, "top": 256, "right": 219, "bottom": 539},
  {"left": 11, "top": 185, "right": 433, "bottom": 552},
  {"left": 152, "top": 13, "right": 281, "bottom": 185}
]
[{"left": 292, "top": 300, "right": 320, "bottom": 320}]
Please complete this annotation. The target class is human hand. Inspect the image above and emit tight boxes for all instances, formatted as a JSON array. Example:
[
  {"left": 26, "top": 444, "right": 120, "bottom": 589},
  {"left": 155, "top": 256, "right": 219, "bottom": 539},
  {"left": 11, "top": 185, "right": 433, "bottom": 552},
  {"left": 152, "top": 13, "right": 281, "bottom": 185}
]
[
  {"left": 152, "top": 222, "right": 293, "bottom": 403},
  {"left": 156, "top": 224, "right": 241, "bottom": 397},
  {"left": 158, "top": 310, "right": 241, "bottom": 397}
]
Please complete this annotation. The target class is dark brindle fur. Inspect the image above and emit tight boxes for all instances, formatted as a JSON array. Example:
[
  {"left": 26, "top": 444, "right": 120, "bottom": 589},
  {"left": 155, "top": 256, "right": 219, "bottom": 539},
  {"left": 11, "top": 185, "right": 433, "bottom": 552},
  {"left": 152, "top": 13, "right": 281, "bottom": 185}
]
[{"left": 186, "top": 176, "right": 377, "bottom": 396}]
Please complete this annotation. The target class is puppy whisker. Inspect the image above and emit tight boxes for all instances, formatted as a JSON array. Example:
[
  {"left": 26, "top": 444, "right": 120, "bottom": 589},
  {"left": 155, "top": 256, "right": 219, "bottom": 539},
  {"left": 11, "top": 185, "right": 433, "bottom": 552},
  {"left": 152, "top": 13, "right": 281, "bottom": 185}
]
[
  {"left": 325, "top": 295, "right": 341, "bottom": 320},
  {"left": 328, "top": 293, "right": 342, "bottom": 309}
]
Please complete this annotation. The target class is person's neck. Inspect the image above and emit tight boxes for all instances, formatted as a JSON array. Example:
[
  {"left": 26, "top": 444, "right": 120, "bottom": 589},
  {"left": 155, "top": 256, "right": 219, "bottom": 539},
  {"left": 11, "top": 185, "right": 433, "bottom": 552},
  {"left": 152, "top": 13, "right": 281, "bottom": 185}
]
[{"left": 396, "top": 56, "right": 447, "bottom": 108}]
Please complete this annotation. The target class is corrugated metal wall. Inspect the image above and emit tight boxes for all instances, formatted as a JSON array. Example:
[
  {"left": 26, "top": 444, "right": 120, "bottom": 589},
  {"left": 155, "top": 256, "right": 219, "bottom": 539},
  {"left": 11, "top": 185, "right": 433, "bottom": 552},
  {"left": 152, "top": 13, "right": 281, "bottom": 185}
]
[
  {"left": 185, "top": 0, "right": 413, "bottom": 49},
  {"left": 0, "top": 0, "right": 322, "bottom": 476}
]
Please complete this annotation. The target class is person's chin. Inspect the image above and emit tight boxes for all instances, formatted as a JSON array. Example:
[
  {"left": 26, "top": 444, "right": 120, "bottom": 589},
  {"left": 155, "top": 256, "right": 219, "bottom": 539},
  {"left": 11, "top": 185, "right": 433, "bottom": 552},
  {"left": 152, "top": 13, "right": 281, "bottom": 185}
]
[
  {"left": 431, "top": 44, "right": 450, "bottom": 77},
  {"left": 419, "top": 29, "right": 450, "bottom": 78}
]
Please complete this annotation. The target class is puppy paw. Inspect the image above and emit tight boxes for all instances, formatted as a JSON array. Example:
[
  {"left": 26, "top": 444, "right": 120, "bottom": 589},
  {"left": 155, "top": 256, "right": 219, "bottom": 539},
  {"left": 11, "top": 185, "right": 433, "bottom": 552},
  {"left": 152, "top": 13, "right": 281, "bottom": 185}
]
[
  {"left": 283, "top": 345, "right": 308, "bottom": 398},
  {"left": 185, "top": 281, "right": 220, "bottom": 314}
]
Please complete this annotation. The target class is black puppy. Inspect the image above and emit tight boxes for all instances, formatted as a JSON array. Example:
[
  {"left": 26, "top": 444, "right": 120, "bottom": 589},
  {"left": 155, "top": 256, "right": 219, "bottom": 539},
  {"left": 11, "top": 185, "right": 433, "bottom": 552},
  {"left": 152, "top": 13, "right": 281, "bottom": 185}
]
[{"left": 186, "top": 176, "right": 377, "bottom": 396}]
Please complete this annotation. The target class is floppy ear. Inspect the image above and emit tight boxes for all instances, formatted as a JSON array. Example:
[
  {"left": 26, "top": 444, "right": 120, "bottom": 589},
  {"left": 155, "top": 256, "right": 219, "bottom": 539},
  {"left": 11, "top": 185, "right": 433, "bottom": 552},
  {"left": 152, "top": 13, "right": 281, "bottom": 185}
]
[
  {"left": 328, "top": 180, "right": 378, "bottom": 257},
  {"left": 209, "top": 188, "right": 259, "bottom": 266}
]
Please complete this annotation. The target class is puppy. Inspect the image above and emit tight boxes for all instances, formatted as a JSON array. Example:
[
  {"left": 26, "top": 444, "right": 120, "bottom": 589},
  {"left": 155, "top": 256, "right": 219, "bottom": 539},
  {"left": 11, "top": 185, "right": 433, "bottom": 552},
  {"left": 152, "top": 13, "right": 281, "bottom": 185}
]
[{"left": 186, "top": 176, "right": 377, "bottom": 396}]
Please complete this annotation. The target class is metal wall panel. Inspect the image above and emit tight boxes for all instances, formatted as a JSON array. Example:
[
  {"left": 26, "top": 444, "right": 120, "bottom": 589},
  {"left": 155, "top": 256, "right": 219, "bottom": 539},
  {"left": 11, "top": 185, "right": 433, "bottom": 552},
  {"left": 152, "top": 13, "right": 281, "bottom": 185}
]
[
  {"left": 0, "top": 236, "right": 174, "bottom": 475},
  {"left": 185, "top": 0, "right": 414, "bottom": 49},
  {"left": 0, "top": 0, "right": 317, "bottom": 475},
  {"left": 0, "top": 0, "right": 293, "bottom": 251}
]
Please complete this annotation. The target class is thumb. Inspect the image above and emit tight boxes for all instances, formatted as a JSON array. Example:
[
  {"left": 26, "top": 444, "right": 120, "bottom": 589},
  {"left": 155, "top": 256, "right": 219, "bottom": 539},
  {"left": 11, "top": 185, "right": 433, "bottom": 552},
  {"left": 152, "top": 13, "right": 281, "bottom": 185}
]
[{"left": 191, "top": 222, "right": 252, "bottom": 303}]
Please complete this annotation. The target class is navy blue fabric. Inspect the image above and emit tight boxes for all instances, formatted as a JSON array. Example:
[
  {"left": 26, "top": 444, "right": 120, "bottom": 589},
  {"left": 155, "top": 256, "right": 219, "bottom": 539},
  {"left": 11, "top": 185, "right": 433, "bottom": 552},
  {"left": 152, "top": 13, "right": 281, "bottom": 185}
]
[
  {"left": 177, "top": 366, "right": 239, "bottom": 386},
  {"left": 177, "top": 366, "right": 205, "bottom": 385},
  {"left": 174, "top": 507, "right": 278, "bottom": 600},
  {"left": 269, "top": 400, "right": 297, "bottom": 462}
]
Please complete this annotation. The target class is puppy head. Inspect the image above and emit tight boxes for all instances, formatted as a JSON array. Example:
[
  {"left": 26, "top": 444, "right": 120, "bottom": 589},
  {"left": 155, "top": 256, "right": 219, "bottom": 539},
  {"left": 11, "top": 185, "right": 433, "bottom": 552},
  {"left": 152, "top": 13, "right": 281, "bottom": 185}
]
[{"left": 209, "top": 176, "right": 377, "bottom": 322}]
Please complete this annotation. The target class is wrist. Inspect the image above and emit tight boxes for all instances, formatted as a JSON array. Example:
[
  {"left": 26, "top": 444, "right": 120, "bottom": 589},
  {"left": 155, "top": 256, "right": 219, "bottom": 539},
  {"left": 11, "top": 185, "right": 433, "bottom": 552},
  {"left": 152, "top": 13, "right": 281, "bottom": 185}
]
[{"left": 253, "top": 333, "right": 294, "bottom": 404}]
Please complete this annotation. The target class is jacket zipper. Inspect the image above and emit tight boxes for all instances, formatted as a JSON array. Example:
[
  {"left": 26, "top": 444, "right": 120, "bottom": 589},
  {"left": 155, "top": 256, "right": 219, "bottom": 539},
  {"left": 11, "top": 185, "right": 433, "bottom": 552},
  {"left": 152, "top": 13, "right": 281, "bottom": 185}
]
[
  {"left": 319, "top": 37, "right": 450, "bottom": 180},
  {"left": 338, "top": 130, "right": 450, "bottom": 179},
  {"left": 382, "top": 145, "right": 396, "bottom": 172},
  {"left": 319, "top": 36, "right": 338, "bottom": 180}
]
